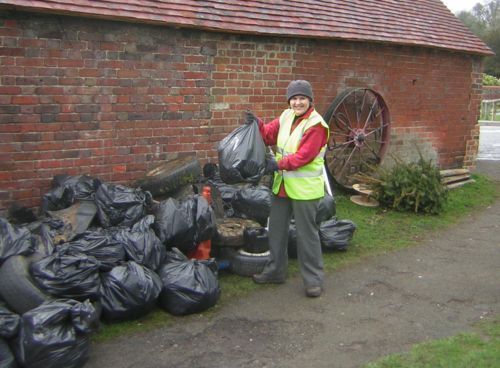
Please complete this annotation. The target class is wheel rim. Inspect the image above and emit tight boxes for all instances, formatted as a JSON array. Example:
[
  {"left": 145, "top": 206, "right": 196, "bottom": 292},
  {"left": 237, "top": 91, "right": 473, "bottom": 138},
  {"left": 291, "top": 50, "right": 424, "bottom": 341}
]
[{"left": 322, "top": 88, "right": 391, "bottom": 189}]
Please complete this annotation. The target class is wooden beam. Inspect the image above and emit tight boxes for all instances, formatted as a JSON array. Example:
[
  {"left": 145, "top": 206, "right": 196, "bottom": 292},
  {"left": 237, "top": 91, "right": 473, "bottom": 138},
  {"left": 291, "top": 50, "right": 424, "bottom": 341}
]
[
  {"left": 446, "top": 179, "right": 476, "bottom": 189},
  {"left": 440, "top": 168, "right": 470, "bottom": 177},
  {"left": 441, "top": 174, "right": 471, "bottom": 184}
]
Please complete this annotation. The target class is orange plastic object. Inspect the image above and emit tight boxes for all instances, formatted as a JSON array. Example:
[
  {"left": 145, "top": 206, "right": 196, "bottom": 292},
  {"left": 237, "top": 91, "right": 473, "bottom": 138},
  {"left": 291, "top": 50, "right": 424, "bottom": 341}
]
[{"left": 187, "top": 186, "right": 212, "bottom": 259}]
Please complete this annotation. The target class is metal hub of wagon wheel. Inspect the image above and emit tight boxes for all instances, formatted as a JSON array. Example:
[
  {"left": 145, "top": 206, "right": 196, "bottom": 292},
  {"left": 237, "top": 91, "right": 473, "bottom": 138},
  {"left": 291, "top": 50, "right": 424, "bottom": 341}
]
[{"left": 322, "top": 88, "right": 391, "bottom": 189}]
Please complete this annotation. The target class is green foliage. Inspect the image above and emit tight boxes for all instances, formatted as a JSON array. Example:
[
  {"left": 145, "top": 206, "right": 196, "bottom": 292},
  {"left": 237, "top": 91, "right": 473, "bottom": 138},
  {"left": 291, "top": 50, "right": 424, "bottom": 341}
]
[
  {"left": 457, "top": 0, "right": 500, "bottom": 77},
  {"left": 370, "top": 157, "right": 448, "bottom": 214},
  {"left": 483, "top": 73, "right": 500, "bottom": 85}
]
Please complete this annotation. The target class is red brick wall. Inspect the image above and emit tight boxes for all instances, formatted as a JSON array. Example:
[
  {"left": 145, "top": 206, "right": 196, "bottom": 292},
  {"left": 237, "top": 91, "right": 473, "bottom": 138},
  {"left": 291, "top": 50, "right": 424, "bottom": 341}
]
[
  {"left": 0, "top": 12, "right": 483, "bottom": 210},
  {"left": 482, "top": 86, "right": 500, "bottom": 100}
]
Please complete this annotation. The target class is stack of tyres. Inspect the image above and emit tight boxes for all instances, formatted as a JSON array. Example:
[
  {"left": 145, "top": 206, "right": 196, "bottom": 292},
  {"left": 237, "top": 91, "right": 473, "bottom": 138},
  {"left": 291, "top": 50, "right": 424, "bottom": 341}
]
[
  {"left": 243, "top": 227, "right": 269, "bottom": 254},
  {"left": 227, "top": 226, "right": 270, "bottom": 277}
]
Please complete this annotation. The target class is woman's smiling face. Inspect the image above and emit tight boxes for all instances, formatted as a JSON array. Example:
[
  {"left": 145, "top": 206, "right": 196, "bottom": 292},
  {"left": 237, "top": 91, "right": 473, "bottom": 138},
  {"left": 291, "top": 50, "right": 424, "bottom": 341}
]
[{"left": 289, "top": 95, "right": 311, "bottom": 116}]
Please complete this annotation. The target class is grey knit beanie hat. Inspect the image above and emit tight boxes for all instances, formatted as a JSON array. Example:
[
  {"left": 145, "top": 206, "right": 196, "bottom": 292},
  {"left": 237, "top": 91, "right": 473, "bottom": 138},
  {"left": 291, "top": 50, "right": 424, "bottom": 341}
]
[{"left": 286, "top": 80, "right": 314, "bottom": 102}]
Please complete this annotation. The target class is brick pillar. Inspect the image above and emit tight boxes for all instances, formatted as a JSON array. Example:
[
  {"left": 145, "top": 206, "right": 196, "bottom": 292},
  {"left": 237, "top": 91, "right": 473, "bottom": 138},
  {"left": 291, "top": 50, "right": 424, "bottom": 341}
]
[{"left": 464, "top": 57, "right": 484, "bottom": 170}]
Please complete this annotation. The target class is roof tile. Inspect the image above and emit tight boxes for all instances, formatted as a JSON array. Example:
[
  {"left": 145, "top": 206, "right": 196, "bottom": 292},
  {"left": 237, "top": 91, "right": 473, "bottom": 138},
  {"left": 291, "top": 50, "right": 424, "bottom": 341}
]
[{"left": 0, "top": 0, "right": 492, "bottom": 55}]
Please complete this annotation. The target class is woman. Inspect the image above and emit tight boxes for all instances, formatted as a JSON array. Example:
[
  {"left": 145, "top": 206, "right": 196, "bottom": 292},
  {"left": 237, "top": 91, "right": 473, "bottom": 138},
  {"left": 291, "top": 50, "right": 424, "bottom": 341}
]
[{"left": 249, "top": 80, "right": 329, "bottom": 298}]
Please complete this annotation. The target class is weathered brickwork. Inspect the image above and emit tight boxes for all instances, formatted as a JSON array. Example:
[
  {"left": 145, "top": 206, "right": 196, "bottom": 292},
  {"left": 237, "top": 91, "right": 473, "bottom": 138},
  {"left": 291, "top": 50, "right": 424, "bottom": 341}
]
[
  {"left": 0, "top": 12, "right": 484, "bottom": 210},
  {"left": 482, "top": 86, "right": 500, "bottom": 100}
]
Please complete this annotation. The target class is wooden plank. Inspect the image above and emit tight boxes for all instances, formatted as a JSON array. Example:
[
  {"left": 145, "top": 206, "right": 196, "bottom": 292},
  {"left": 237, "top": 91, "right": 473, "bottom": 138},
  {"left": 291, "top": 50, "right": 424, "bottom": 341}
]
[
  {"left": 441, "top": 174, "right": 471, "bottom": 184},
  {"left": 440, "top": 168, "right": 470, "bottom": 177},
  {"left": 446, "top": 179, "right": 476, "bottom": 189},
  {"left": 352, "top": 183, "right": 374, "bottom": 195}
]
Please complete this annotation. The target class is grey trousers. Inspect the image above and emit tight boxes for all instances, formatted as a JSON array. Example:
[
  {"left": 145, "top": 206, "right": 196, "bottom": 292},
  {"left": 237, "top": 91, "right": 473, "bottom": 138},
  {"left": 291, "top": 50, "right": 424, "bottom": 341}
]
[{"left": 262, "top": 195, "right": 324, "bottom": 288}]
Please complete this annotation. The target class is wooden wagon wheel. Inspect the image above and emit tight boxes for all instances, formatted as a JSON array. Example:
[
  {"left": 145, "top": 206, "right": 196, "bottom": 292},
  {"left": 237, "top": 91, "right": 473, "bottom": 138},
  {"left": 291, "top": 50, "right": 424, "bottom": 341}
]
[{"left": 322, "top": 88, "right": 391, "bottom": 189}]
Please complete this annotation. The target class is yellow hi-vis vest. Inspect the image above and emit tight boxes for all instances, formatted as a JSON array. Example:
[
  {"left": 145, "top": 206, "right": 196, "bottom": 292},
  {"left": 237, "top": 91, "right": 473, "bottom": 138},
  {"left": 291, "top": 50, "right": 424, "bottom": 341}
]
[{"left": 272, "top": 108, "right": 329, "bottom": 200}]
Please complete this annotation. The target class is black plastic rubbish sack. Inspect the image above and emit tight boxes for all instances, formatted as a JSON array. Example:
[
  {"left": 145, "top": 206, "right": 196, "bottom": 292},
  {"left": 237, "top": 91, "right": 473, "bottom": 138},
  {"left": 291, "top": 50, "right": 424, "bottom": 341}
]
[
  {"left": 66, "top": 229, "right": 126, "bottom": 271},
  {"left": 41, "top": 174, "right": 101, "bottom": 213},
  {"left": 0, "top": 303, "right": 20, "bottom": 339},
  {"left": 215, "top": 183, "right": 240, "bottom": 205},
  {"left": 152, "top": 198, "right": 194, "bottom": 252},
  {"left": 232, "top": 185, "right": 271, "bottom": 226},
  {"left": 204, "top": 165, "right": 239, "bottom": 199},
  {"left": 207, "top": 177, "right": 246, "bottom": 218},
  {"left": 7, "top": 202, "right": 37, "bottom": 224},
  {"left": 99, "top": 261, "right": 162, "bottom": 321},
  {"left": 194, "top": 195, "right": 217, "bottom": 247},
  {"left": 0, "top": 217, "right": 34, "bottom": 264},
  {"left": 113, "top": 215, "right": 166, "bottom": 272},
  {"left": 319, "top": 218, "right": 356, "bottom": 251},
  {"left": 316, "top": 193, "right": 336, "bottom": 224},
  {"left": 0, "top": 338, "right": 16, "bottom": 368},
  {"left": 217, "top": 118, "right": 266, "bottom": 184},
  {"left": 26, "top": 221, "right": 55, "bottom": 261},
  {"left": 30, "top": 248, "right": 101, "bottom": 301},
  {"left": 152, "top": 196, "right": 216, "bottom": 254},
  {"left": 94, "top": 183, "right": 152, "bottom": 228},
  {"left": 158, "top": 248, "right": 220, "bottom": 316},
  {"left": 13, "top": 299, "right": 97, "bottom": 368}
]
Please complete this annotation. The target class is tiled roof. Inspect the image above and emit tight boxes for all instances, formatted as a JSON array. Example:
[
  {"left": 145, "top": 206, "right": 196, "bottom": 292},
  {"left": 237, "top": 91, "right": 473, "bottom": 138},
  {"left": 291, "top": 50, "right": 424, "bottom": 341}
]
[{"left": 0, "top": 0, "right": 493, "bottom": 55}]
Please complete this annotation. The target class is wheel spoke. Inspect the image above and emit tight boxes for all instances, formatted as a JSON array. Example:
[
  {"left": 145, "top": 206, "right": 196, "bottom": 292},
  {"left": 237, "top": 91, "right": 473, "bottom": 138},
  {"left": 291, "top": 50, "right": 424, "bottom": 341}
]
[
  {"left": 335, "top": 140, "right": 349, "bottom": 157},
  {"left": 364, "top": 122, "right": 390, "bottom": 138},
  {"left": 334, "top": 139, "right": 356, "bottom": 148},
  {"left": 373, "top": 104, "right": 385, "bottom": 119},
  {"left": 358, "top": 89, "right": 368, "bottom": 124},
  {"left": 341, "top": 101, "right": 356, "bottom": 129},
  {"left": 363, "top": 98, "right": 379, "bottom": 131},
  {"left": 337, "top": 146, "right": 358, "bottom": 178},
  {"left": 334, "top": 132, "right": 353, "bottom": 139},
  {"left": 364, "top": 140, "right": 382, "bottom": 161},
  {"left": 334, "top": 113, "right": 356, "bottom": 134},
  {"left": 331, "top": 140, "right": 355, "bottom": 154},
  {"left": 354, "top": 91, "right": 358, "bottom": 123}
]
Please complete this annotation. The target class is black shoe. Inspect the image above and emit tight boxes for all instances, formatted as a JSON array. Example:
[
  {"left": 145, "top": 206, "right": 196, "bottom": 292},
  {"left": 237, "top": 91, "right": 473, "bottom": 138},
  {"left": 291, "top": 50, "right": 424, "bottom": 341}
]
[
  {"left": 305, "top": 286, "right": 322, "bottom": 297},
  {"left": 252, "top": 273, "right": 285, "bottom": 284}
]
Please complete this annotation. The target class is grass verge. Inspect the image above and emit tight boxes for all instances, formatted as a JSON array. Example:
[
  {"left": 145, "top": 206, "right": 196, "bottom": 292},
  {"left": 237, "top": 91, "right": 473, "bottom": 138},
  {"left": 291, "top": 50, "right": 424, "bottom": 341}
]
[
  {"left": 363, "top": 317, "right": 500, "bottom": 368},
  {"left": 93, "top": 174, "right": 499, "bottom": 343}
]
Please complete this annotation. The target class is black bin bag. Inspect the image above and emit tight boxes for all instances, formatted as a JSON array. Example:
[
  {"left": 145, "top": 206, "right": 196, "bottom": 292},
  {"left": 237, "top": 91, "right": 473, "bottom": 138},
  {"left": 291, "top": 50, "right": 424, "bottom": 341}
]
[
  {"left": 0, "top": 217, "right": 34, "bottom": 265},
  {"left": 100, "top": 261, "right": 162, "bottom": 321},
  {"left": 30, "top": 248, "right": 101, "bottom": 301},
  {"left": 158, "top": 248, "right": 220, "bottom": 316},
  {"left": 232, "top": 185, "right": 271, "bottom": 226},
  {"left": 152, "top": 196, "right": 216, "bottom": 254},
  {"left": 26, "top": 221, "right": 55, "bottom": 261},
  {"left": 0, "top": 338, "right": 16, "bottom": 368},
  {"left": 316, "top": 193, "right": 336, "bottom": 224},
  {"left": 113, "top": 215, "right": 166, "bottom": 272},
  {"left": 94, "top": 183, "right": 152, "bottom": 228},
  {"left": 0, "top": 303, "right": 20, "bottom": 339},
  {"left": 41, "top": 174, "right": 101, "bottom": 213},
  {"left": 194, "top": 195, "right": 217, "bottom": 246},
  {"left": 65, "top": 228, "right": 126, "bottom": 272},
  {"left": 13, "top": 299, "right": 97, "bottom": 368},
  {"left": 152, "top": 198, "right": 193, "bottom": 250},
  {"left": 319, "top": 218, "right": 356, "bottom": 251},
  {"left": 217, "top": 118, "right": 266, "bottom": 184}
]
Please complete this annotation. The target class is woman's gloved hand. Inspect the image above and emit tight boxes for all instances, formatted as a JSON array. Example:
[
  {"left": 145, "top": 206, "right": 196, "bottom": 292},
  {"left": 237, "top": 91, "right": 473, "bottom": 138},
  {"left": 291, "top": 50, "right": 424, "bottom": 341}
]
[
  {"left": 265, "top": 158, "right": 279, "bottom": 174},
  {"left": 244, "top": 110, "right": 257, "bottom": 124}
]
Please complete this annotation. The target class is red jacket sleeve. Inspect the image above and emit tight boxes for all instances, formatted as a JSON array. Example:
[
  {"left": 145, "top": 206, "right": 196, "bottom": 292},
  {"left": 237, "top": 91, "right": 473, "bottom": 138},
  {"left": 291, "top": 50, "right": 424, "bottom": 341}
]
[
  {"left": 277, "top": 124, "right": 328, "bottom": 171},
  {"left": 257, "top": 118, "right": 280, "bottom": 146}
]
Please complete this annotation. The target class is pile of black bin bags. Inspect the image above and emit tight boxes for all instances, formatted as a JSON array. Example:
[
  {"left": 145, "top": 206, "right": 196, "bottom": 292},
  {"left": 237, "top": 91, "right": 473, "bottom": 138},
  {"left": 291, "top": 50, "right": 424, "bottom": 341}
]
[{"left": 0, "top": 175, "right": 221, "bottom": 368}]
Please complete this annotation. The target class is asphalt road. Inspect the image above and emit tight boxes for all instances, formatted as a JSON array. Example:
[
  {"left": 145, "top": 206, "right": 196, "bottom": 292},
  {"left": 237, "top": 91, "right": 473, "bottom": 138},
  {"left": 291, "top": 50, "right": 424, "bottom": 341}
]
[{"left": 478, "top": 123, "right": 500, "bottom": 160}]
